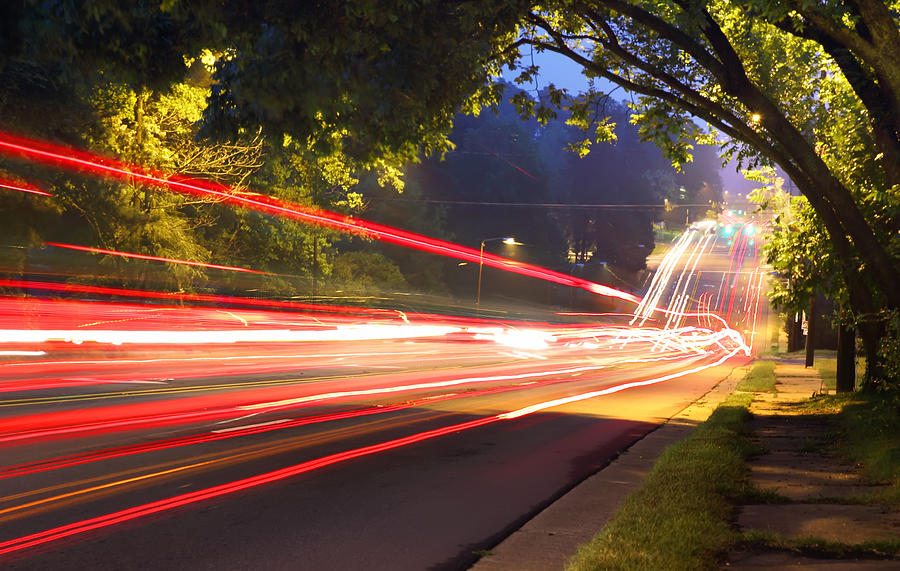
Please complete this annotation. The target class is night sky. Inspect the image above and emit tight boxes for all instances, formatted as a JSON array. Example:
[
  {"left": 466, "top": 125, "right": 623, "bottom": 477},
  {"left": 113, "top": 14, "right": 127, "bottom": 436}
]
[{"left": 511, "top": 50, "right": 765, "bottom": 195}]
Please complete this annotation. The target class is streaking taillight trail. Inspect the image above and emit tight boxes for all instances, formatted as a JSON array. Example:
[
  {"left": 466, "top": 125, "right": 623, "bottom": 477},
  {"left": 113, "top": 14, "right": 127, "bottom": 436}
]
[
  {"left": 0, "top": 345, "right": 743, "bottom": 558},
  {"left": 0, "top": 132, "right": 639, "bottom": 304}
]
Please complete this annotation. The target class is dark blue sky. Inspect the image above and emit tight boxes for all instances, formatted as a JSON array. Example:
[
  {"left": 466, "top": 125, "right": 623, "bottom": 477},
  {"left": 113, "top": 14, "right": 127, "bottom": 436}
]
[{"left": 511, "top": 50, "right": 761, "bottom": 195}]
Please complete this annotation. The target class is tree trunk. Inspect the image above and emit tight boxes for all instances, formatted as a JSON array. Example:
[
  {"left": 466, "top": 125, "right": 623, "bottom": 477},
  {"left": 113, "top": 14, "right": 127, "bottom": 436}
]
[
  {"left": 133, "top": 89, "right": 148, "bottom": 212},
  {"left": 858, "top": 319, "right": 885, "bottom": 391},
  {"left": 846, "top": 275, "right": 886, "bottom": 390},
  {"left": 836, "top": 324, "right": 856, "bottom": 393},
  {"left": 135, "top": 90, "right": 145, "bottom": 150},
  {"left": 698, "top": 9, "right": 900, "bottom": 308}
]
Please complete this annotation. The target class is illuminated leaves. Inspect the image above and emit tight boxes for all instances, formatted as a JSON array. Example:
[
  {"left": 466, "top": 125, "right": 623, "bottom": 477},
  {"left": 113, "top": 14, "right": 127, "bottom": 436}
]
[
  {"left": 331, "top": 250, "right": 407, "bottom": 294},
  {"left": 198, "top": 1, "right": 534, "bottom": 164}
]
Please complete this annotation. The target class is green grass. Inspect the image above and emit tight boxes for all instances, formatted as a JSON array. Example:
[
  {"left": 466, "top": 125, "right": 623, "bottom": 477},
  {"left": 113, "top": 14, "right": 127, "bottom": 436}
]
[
  {"left": 565, "top": 364, "right": 899, "bottom": 570},
  {"left": 837, "top": 393, "right": 900, "bottom": 505},
  {"left": 738, "top": 530, "right": 900, "bottom": 559},
  {"left": 814, "top": 355, "right": 838, "bottom": 391},
  {"left": 790, "top": 391, "right": 899, "bottom": 508},
  {"left": 735, "top": 361, "right": 777, "bottom": 393},
  {"left": 565, "top": 394, "right": 753, "bottom": 570},
  {"left": 813, "top": 353, "right": 867, "bottom": 392},
  {"left": 795, "top": 393, "right": 850, "bottom": 415},
  {"left": 649, "top": 242, "right": 672, "bottom": 257}
]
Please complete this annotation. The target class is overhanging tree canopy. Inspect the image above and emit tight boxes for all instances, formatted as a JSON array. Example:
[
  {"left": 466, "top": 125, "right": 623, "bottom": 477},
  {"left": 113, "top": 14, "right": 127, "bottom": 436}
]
[
  {"left": 514, "top": 2, "right": 898, "bottom": 310},
  {"left": 2, "top": 1, "right": 897, "bottom": 311}
]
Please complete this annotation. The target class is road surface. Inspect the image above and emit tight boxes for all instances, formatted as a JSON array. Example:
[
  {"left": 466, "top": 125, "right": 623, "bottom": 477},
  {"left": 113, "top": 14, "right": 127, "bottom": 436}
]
[{"left": 0, "top": 226, "right": 762, "bottom": 569}]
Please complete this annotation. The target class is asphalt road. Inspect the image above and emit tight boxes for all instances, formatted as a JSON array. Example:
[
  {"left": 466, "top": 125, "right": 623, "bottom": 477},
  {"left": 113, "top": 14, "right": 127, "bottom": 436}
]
[
  {"left": 0, "top": 231, "right": 762, "bottom": 570},
  {"left": 0, "top": 331, "right": 748, "bottom": 570}
]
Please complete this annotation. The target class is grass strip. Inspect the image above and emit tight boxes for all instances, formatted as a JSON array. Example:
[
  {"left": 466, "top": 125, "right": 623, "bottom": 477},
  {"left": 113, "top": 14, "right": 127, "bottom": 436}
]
[
  {"left": 735, "top": 360, "right": 776, "bottom": 393},
  {"left": 814, "top": 356, "right": 838, "bottom": 392},
  {"left": 797, "top": 390, "right": 899, "bottom": 505},
  {"left": 836, "top": 393, "right": 900, "bottom": 505},
  {"left": 812, "top": 353, "right": 867, "bottom": 393},
  {"left": 566, "top": 393, "right": 753, "bottom": 570},
  {"left": 566, "top": 362, "right": 897, "bottom": 570},
  {"left": 739, "top": 530, "right": 900, "bottom": 559}
]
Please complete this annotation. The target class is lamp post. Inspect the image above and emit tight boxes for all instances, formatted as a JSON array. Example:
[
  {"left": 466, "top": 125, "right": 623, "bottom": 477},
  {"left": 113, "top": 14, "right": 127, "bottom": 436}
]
[{"left": 476, "top": 236, "right": 521, "bottom": 310}]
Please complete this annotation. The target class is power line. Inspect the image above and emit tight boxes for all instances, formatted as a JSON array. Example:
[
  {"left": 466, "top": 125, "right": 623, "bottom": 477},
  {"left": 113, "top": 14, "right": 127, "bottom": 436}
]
[{"left": 363, "top": 197, "right": 715, "bottom": 210}]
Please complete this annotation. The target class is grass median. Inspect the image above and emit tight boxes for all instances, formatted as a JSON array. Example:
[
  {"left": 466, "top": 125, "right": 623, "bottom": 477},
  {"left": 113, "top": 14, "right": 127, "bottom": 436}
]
[
  {"left": 735, "top": 360, "right": 776, "bottom": 393},
  {"left": 566, "top": 392, "right": 754, "bottom": 570}
]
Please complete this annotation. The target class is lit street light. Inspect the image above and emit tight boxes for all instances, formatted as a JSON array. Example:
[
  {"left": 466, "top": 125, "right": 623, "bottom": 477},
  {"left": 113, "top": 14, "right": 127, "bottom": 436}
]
[{"left": 476, "top": 236, "right": 521, "bottom": 309}]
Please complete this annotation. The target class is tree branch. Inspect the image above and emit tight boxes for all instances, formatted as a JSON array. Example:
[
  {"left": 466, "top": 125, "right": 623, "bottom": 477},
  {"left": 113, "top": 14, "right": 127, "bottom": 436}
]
[
  {"left": 696, "top": 4, "right": 900, "bottom": 304},
  {"left": 526, "top": 11, "right": 774, "bottom": 162}
]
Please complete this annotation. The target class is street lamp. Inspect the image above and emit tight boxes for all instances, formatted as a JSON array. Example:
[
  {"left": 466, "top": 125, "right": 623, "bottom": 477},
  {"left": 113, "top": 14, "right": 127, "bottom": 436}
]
[{"left": 476, "top": 236, "right": 521, "bottom": 309}]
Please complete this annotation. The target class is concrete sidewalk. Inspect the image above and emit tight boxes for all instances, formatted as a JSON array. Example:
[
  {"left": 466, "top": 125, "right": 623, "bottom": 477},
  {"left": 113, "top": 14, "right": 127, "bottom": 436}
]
[
  {"left": 472, "top": 356, "right": 899, "bottom": 570},
  {"left": 727, "top": 359, "right": 899, "bottom": 568},
  {"left": 470, "top": 364, "right": 749, "bottom": 570}
]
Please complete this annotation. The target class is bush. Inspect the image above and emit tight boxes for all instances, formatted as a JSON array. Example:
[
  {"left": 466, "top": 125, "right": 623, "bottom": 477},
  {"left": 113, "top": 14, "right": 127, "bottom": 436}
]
[{"left": 330, "top": 250, "right": 407, "bottom": 295}]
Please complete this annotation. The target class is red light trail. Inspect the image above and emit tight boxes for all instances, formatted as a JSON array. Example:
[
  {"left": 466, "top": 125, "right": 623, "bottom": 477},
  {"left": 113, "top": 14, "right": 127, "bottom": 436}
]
[
  {"left": 0, "top": 415, "right": 501, "bottom": 558},
  {"left": 0, "top": 177, "right": 50, "bottom": 196},
  {"left": 45, "top": 242, "right": 270, "bottom": 275},
  {"left": 0, "top": 278, "right": 423, "bottom": 319},
  {"left": 0, "top": 132, "right": 640, "bottom": 304},
  {"left": 0, "top": 336, "right": 731, "bottom": 444},
  {"left": 0, "top": 345, "right": 742, "bottom": 558},
  {"left": 0, "top": 382, "right": 544, "bottom": 480},
  {"left": 0, "top": 134, "right": 766, "bottom": 565}
]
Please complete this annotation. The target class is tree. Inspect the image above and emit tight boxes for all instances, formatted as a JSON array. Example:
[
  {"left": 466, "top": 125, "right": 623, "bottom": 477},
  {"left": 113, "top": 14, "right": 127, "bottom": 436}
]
[
  {"left": 744, "top": 1, "right": 900, "bottom": 189},
  {"left": 2, "top": 2, "right": 897, "bottom": 347},
  {"left": 226, "top": 134, "right": 403, "bottom": 295},
  {"left": 3, "top": 2, "right": 894, "bottom": 266},
  {"left": 0, "top": 57, "right": 270, "bottom": 292},
  {"left": 510, "top": 4, "right": 898, "bottom": 384},
  {"left": 423, "top": 93, "right": 568, "bottom": 265},
  {"left": 759, "top": 176, "right": 899, "bottom": 390},
  {"left": 0, "top": 21, "right": 408, "bottom": 297},
  {"left": 355, "top": 170, "right": 453, "bottom": 295},
  {"left": 538, "top": 97, "right": 668, "bottom": 270},
  {"left": 400, "top": 88, "right": 701, "bottom": 289},
  {"left": 51, "top": 1, "right": 885, "bottom": 309}
]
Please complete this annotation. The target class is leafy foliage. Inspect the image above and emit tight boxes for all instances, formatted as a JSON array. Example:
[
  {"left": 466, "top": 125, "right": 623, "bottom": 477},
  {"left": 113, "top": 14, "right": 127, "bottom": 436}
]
[
  {"left": 331, "top": 251, "right": 407, "bottom": 295},
  {"left": 197, "top": 1, "right": 533, "bottom": 163},
  {"left": 2, "top": 0, "right": 898, "bottom": 329}
]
